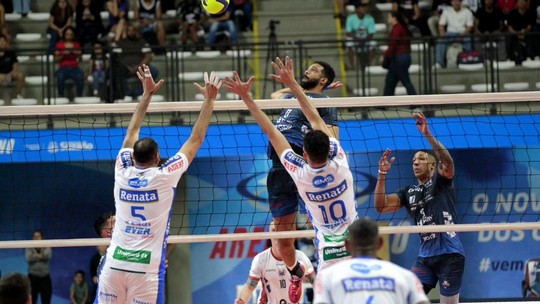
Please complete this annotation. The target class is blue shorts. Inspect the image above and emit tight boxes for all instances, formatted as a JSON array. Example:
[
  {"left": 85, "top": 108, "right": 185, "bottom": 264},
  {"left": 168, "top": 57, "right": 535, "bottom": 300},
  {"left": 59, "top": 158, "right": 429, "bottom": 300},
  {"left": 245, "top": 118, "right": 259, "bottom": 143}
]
[
  {"left": 412, "top": 253, "right": 465, "bottom": 297},
  {"left": 267, "top": 166, "right": 306, "bottom": 218}
]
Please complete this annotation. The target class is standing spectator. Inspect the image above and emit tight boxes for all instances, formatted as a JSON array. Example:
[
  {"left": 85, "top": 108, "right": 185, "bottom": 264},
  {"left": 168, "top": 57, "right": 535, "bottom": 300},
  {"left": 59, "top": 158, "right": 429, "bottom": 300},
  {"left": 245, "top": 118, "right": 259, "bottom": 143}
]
[
  {"left": 434, "top": 0, "right": 474, "bottom": 68},
  {"left": 134, "top": 0, "right": 166, "bottom": 46},
  {"left": 75, "top": 0, "right": 104, "bottom": 51},
  {"left": 112, "top": 23, "right": 158, "bottom": 99},
  {"left": 392, "top": 0, "right": 431, "bottom": 36},
  {"left": 106, "top": 0, "right": 129, "bottom": 42},
  {"left": 345, "top": 3, "right": 377, "bottom": 70},
  {"left": 25, "top": 230, "right": 53, "bottom": 304},
  {"left": 69, "top": 270, "right": 88, "bottom": 304},
  {"left": 176, "top": 0, "right": 204, "bottom": 48},
  {"left": 206, "top": 6, "right": 239, "bottom": 48},
  {"left": 383, "top": 12, "right": 417, "bottom": 96},
  {"left": 11, "top": 0, "right": 29, "bottom": 15},
  {"left": 47, "top": 0, "right": 75, "bottom": 54},
  {"left": 0, "top": 273, "right": 32, "bottom": 304},
  {"left": 313, "top": 218, "right": 430, "bottom": 304},
  {"left": 374, "top": 112, "right": 465, "bottom": 303},
  {"left": 507, "top": 0, "right": 535, "bottom": 64},
  {"left": 87, "top": 41, "right": 107, "bottom": 96},
  {"left": 55, "top": 26, "right": 85, "bottom": 98},
  {"left": 230, "top": 0, "right": 252, "bottom": 32},
  {"left": 0, "top": 34, "right": 25, "bottom": 99}
]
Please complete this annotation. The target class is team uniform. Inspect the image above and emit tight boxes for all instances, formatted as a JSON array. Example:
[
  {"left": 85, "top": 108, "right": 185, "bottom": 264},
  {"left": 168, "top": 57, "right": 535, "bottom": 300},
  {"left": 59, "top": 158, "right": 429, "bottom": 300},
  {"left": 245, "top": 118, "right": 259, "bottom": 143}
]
[
  {"left": 268, "top": 92, "right": 338, "bottom": 218},
  {"left": 281, "top": 138, "right": 357, "bottom": 270},
  {"left": 396, "top": 169, "right": 465, "bottom": 296},
  {"left": 248, "top": 248, "right": 315, "bottom": 304},
  {"left": 94, "top": 148, "right": 188, "bottom": 304},
  {"left": 313, "top": 257, "right": 429, "bottom": 304}
]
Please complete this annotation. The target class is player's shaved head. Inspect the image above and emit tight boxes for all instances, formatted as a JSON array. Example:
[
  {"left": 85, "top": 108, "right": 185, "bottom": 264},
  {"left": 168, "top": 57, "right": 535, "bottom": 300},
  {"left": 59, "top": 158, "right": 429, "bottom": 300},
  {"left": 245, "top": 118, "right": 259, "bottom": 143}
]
[
  {"left": 347, "top": 218, "right": 380, "bottom": 256},
  {"left": 133, "top": 138, "right": 159, "bottom": 165},
  {"left": 304, "top": 130, "right": 330, "bottom": 163}
]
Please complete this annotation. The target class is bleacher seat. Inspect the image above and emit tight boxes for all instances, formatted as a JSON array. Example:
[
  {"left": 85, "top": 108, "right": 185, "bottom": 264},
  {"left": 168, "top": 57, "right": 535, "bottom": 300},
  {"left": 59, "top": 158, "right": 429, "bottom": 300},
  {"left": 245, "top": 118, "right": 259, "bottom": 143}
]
[
  {"left": 409, "top": 64, "right": 420, "bottom": 73},
  {"left": 471, "top": 83, "right": 497, "bottom": 92},
  {"left": 375, "top": 3, "right": 393, "bottom": 11},
  {"left": 226, "top": 49, "right": 252, "bottom": 57},
  {"left": 137, "top": 95, "right": 165, "bottom": 102},
  {"left": 214, "top": 71, "right": 234, "bottom": 79},
  {"left": 375, "top": 23, "right": 387, "bottom": 32},
  {"left": 74, "top": 97, "right": 101, "bottom": 104},
  {"left": 166, "top": 51, "right": 192, "bottom": 60},
  {"left": 536, "top": 82, "right": 540, "bottom": 89},
  {"left": 494, "top": 60, "right": 515, "bottom": 70},
  {"left": 17, "top": 56, "right": 30, "bottom": 63},
  {"left": 27, "top": 12, "right": 49, "bottom": 21},
  {"left": 15, "top": 33, "right": 42, "bottom": 42},
  {"left": 365, "top": 66, "right": 386, "bottom": 75},
  {"left": 395, "top": 86, "right": 407, "bottom": 95},
  {"left": 458, "top": 63, "right": 484, "bottom": 71},
  {"left": 195, "top": 50, "right": 221, "bottom": 58},
  {"left": 12, "top": 98, "right": 38, "bottom": 106},
  {"left": 115, "top": 96, "right": 133, "bottom": 103},
  {"left": 226, "top": 92, "right": 239, "bottom": 100},
  {"left": 100, "top": 11, "right": 109, "bottom": 19},
  {"left": 25, "top": 76, "right": 48, "bottom": 85},
  {"left": 165, "top": 10, "right": 176, "bottom": 18},
  {"left": 35, "top": 55, "right": 54, "bottom": 63},
  {"left": 353, "top": 88, "right": 379, "bottom": 96},
  {"left": 81, "top": 54, "right": 92, "bottom": 62},
  {"left": 503, "top": 82, "right": 529, "bottom": 91},
  {"left": 178, "top": 72, "right": 204, "bottom": 81},
  {"left": 440, "top": 84, "right": 466, "bottom": 93},
  {"left": 5, "top": 13, "right": 22, "bottom": 21},
  {"left": 0, "top": 99, "right": 5, "bottom": 106},
  {"left": 195, "top": 93, "right": 221, "bottom": 100},
  {"left": 523, "top": 59, "right": 540, "bottom": 69},
  {"left": 411, "top": 43, "right": 425, "bottom": 52},
  {"left": 44, "top": 98, "right": 70, "bottom": 105}
]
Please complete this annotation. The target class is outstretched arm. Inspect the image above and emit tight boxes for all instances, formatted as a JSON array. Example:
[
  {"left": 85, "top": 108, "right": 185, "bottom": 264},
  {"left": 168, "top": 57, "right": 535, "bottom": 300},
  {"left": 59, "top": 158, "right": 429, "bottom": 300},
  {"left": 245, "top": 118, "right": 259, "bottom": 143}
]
[
  {"left": 223, "top": 72, "right": 291, "bottom": 157},
  {"left": 234, "top": 280, "right": 257, "bottom": 304},
  {"left": 414, "top": 112, "right": 454, "bottom": 179},
  {"left": 374, "top": 149, "right": 401, "bottom": 213},
  {"left": 122, "top": 65, "right": 164, "bottom": 149},
  {"left": 180, "top": 72, "right": 221, "bottom": 164},
  {"left": 270, "top": 56, "right": 331, "bottom": 137}
]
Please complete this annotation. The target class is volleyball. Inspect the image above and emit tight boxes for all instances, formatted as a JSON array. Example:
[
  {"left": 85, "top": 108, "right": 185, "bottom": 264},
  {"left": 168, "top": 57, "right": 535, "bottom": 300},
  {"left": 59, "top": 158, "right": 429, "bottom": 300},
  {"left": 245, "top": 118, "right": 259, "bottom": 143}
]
[{"left": 201, "top": 0, "right": 230, "bottom": 14}]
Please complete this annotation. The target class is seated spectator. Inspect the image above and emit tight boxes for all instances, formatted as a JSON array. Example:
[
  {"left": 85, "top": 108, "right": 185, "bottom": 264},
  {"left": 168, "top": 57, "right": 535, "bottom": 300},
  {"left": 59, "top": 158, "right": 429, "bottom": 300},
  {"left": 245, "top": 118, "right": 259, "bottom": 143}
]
[
  {"left": 134, "top": 0, "right": 166, "bottom": 46},
  {"left": 69, "top": 270, "right": 88, "bottom": 304},
  {"left": 12, "top": 0, "right": 30, "bottom": 15},
  {"left": 428, "top": 0, "right": 451, "bottom": 36},
  {"left": 345, "top": 2, "right": 377, "bottom": 70},
  {"left": 392, "top": 0, "right": 431, "bottom": 36},
  {"left": 0, "top": 34, "right": 24, "bottom": 99},
  {"left": 55, "top": 26, "right": 85, "bottom": 98},
  {"left": 435, "top": 0, "right": 474, "bottom": 68},
  {"left": 76, "top": 0, "right": 104, "bottom": 51},
  {"left": 230, "top": 0, "right": 253, "bottom": 32},
  {"left": 176, "top": 0, "right": 205, "bottom": 48},
  {"left": 111, "top": 23, "right": 158, "bottom": 100},
  {"left": 47, "top": 0, "right": 75, "bottom": 54},
  {"left": 498, "top": 0, "right": 517, "bottom": 17},
  {"left": 474, "top": 0, "right": 505, "bottom": 59},
  {"left": 206, "top": 6, "right": 239, "bottom": 48},
  {"left": 507, "top": 0, "right": 535, "bottom": 64},
  {"left": 87, "top": 41, "right": 107, "bottom": 97},
  {"left": 106, "top": 0, "right": 129, "bottom": 42}
]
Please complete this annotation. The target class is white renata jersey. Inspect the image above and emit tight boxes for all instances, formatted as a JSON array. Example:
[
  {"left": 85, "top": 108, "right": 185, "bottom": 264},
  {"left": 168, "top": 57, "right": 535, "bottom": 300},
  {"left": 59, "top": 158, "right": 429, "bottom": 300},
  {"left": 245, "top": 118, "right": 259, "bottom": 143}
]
[
  {"left": 313, "top": 257, "right": 429, "bottom": 304},
  {"left": 280, "top": 137, "right": 357, "bottom": 235},
  {"left": 250, "top": 248, "right": 315, "bottom": 304},
  {"left": 106, "top": 148, "right": 188, "bottom": 273}
]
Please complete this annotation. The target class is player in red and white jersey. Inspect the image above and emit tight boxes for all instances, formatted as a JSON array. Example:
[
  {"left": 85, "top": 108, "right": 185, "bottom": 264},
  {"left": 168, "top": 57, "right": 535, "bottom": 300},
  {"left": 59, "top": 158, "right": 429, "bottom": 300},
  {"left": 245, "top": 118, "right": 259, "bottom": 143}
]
[
  {"left": 235, "top": 223, "right": 315, "bottom": 304},
  {"left": 224, "top": 56, "right": 357, "bottom": 303},
  {"left": 94, "top": 66, "right": 221, "bottom": 304},
  {"left": 314, "top": 218, "right": 430, "bottom": 304}
]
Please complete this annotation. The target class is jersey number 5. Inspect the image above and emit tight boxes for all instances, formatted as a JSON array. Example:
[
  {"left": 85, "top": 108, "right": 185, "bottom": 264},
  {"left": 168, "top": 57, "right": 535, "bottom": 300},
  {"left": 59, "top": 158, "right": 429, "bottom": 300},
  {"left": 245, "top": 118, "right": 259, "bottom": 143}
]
[{"left": 131, "top": 206, "right": 147, "bottom": 221}]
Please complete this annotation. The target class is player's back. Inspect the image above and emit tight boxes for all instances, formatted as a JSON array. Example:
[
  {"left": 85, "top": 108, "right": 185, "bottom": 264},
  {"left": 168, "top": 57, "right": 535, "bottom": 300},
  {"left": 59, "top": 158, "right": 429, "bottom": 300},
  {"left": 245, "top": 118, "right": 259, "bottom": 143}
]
[{"left": 314, "top": 257, "right": 428, "bottom": 304}]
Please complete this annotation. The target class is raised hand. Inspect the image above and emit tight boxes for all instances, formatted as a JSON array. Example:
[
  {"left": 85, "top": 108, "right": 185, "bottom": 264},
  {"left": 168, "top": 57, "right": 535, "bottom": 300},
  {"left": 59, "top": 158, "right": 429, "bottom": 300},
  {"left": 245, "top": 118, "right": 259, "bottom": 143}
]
[
  {"left": 223, "top": 71, "right": 255, "bottom": 99},
  {"left": 136, "top": 64, "right": 164, "bottom": 96},
  {"left": 193, "top": 71, "right": 223, "bottom": 101},
  {"left": 326, "top": 81, "right": 343, "bottom": 90},
  {"left": 413, "top": 112, "right": 430, "bottom": 136},
  {"left": 379, "top": 148, "right": 396, "bottom": 174},
  {"left": 269, "top": 56, "right": 296, "bottom": 87}
]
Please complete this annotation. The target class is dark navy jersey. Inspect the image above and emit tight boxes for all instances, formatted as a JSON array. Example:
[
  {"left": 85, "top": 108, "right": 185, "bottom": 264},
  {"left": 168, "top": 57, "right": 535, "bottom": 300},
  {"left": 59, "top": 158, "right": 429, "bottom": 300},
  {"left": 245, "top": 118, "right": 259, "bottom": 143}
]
[{"left": 397, "top": 169, "right": 465, "bottom": 257}]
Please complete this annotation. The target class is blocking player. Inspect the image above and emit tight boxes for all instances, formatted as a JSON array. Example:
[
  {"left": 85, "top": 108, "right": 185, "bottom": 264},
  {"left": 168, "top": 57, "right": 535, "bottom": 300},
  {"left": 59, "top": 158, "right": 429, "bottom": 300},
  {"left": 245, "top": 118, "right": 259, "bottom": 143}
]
[
  {"left": 224, "top": 56, "right": 357, "bottom": 303},
  {"left": 374, "top": 112, "right": 465, "bottom": 304},
  {"left": 313, "top": 218, "right": 430, "bottom": 304},
  {"left": 234, "top": 222, "right": 315, "bottom": 304},
  {"left": 94, "top": 65, "right": 221, "bottom": 304}
]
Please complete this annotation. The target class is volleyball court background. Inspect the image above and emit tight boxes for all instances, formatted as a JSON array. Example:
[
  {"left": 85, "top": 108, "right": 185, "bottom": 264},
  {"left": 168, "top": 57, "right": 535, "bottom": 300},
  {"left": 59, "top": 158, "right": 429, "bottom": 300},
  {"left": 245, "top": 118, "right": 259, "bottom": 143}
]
[{"left": 0, "top": 100, "right": 539, "bottom": 303}]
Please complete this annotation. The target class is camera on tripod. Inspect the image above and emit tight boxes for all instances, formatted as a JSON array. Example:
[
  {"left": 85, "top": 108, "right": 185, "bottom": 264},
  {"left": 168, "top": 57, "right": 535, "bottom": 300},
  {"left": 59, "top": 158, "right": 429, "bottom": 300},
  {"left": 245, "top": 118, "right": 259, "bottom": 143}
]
[{"left": 269, "top": 19, "right": 280, "bottom": 31}]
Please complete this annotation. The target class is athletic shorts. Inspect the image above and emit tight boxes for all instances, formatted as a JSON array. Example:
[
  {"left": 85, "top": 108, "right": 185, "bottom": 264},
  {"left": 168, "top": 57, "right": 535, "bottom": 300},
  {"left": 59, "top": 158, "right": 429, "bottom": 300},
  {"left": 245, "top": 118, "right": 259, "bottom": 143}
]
[
  {"left": 267, "top": 166, "right": 304, "bottom": 218},
  {"left": 93, "top": 266, "right": 165, "bottom": 304},
  {"left": 412, "top": 253, "right": 465, "bottom": 297}
]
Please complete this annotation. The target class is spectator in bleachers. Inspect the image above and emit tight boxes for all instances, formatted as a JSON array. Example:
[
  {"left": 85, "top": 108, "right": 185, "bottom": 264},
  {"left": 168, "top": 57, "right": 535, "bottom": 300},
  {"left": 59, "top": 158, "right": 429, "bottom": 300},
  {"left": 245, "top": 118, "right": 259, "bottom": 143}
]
[
  {"left": 69, "top": 270, "right": 88, "bottom": 304},
  {"left": 87, "top": 41, "right": 106, "bottom": 96},
  {"left": 0, "top": 34, "right": 25, "bottom": 99},
  {"left": 507, "top": 0, "right": 535, "bottom": 63},
  {"left": 474, "top": 0, "right": 506, "bottom": 59},
  {"left": 0, "top": 3, "right": 11, "bottom": 41},
  {"left": 392, "top": 0, "right": 432, "bottom": 36},
  {"left": 176, "top": 0, "right": 205, "bottom": 49},
  {"left": 230, "top": 0, "right": 253, "bottom": 32},
  {"left": 111, "top": 23, "right": 158, "bottom": 100},
  {"left": 434, "top": 0, "right": 474, "bottom": 68},
  {"left": 134, "top": 0, "right": 166, "bottom": 46},
  {"left": 106, "top": 0, "right": 129, "bottom": 42},
  {"left": 206, "top": 6, "right": 239, "bottom": 48},
  {"left": 55, "top": 26, "right": 85, "bottom": 98},
  {"left": 345, "top": 2, "right": 377, "bottom": 70},
  {"left": 383, "top": 12, "right": 417, "bottom": 95},
  {"left": 11, "top": 0, "right": 30, "bottom": 16},
  {"left": 47, "top": 0, "right": 75, "bottom": 54},
  {"left": 498, "top": 0, "right": 517, "bottom": 16},
  {"left": 427, "top": 0, "right": 451, "bottom": 36},
  {"left": 76, "top": 0, "right": 104, "bottom": 52}
]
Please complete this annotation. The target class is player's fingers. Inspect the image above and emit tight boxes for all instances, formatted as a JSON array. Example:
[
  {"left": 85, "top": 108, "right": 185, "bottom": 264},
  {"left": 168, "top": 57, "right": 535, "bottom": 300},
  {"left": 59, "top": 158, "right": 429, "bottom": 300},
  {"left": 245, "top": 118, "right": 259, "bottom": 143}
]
[
  {"left": 246, "top": 76, "right": 255, "bottom": 87},
  {"left": 269, "top": 74, "right": 280, "bottom": 82},
  {"left": 233, "top": 71, "right": 241, "bottom": 82},
  {"left": 193, "top": 82, "right": 203, "bottom": 92},
  {"left": 275, "top": 57, "right": 284, "bottom": 69},
  {"left": 204, "top": 71, "right": 209, "bottom": 84},
  {"left": 216, "top": 80, "right": 223, "bottom": 89},
  {"left": 210, "top": 71, "right": 216, "bottom": 85},
  {"left": 136, "top": 71, "right": 144, "bottom": 82},
  {"left": 154, "top": 79, "right": 164, "bottom": 91}
]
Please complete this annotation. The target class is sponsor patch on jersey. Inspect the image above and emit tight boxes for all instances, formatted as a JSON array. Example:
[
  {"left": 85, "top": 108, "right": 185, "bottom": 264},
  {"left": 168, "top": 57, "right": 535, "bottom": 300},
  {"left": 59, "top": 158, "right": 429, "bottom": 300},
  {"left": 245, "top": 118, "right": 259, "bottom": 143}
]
[
  {"left": 118, "top": 151, "right": 133, "bottom": 168},
  {"left": 306, "top": 180, "right": 348, "bottom": 202},
  {"left": 128, "top": 178, "right": 149, "bottom": 188},
  {"left": 113, "top": 246, "right": 151, "bottom": 264},
  {"left": 119, "top": 189, "right": 159, "bottom": 203},
  {"left": 162, "top": 154, "right": 183, "bottom": 167},
  {"left": 323, "top": 230, "right": 349, "bottom": 243},
  {"left": 312, "top": 174, "right": 335, "bottom": 188},
  {"left": 350, "top": 263, "right": 382, "bottom": 274},
  {"left": 329, "top": 140, "right": 338, "bottom": 160},
  {"left": 322, "top": 245, "right": 350, "bottom": 261},
  {"left": 284, "top": 151, "right": 305, "bottom": 167},
  {"left": 98, "top": 291, "right": 118, "bottom": 301},
  {"left": 341, "top": 277, "right": 396, "bottom": 292}
]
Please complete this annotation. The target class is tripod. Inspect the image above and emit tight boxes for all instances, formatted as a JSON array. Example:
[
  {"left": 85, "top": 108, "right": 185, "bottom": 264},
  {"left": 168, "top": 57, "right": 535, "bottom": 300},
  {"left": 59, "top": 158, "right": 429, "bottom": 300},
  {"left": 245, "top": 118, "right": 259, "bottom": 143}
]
[{"left": 262, "top": 20, "right": 280, "bottom": 98}]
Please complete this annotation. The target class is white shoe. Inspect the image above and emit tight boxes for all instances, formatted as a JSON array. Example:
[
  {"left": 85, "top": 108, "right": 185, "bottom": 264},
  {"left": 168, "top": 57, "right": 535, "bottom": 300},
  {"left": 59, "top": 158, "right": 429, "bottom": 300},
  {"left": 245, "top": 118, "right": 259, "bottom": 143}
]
[{"left": 432, "top": 63, "right": 443, "bottom": 70}]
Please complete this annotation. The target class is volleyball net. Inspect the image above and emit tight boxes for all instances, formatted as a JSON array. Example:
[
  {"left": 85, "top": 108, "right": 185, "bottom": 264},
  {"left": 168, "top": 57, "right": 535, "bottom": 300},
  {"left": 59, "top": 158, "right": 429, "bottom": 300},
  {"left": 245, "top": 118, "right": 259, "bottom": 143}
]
[{"left": 1, "top": 92, "right": 539, "bottom": 302}]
